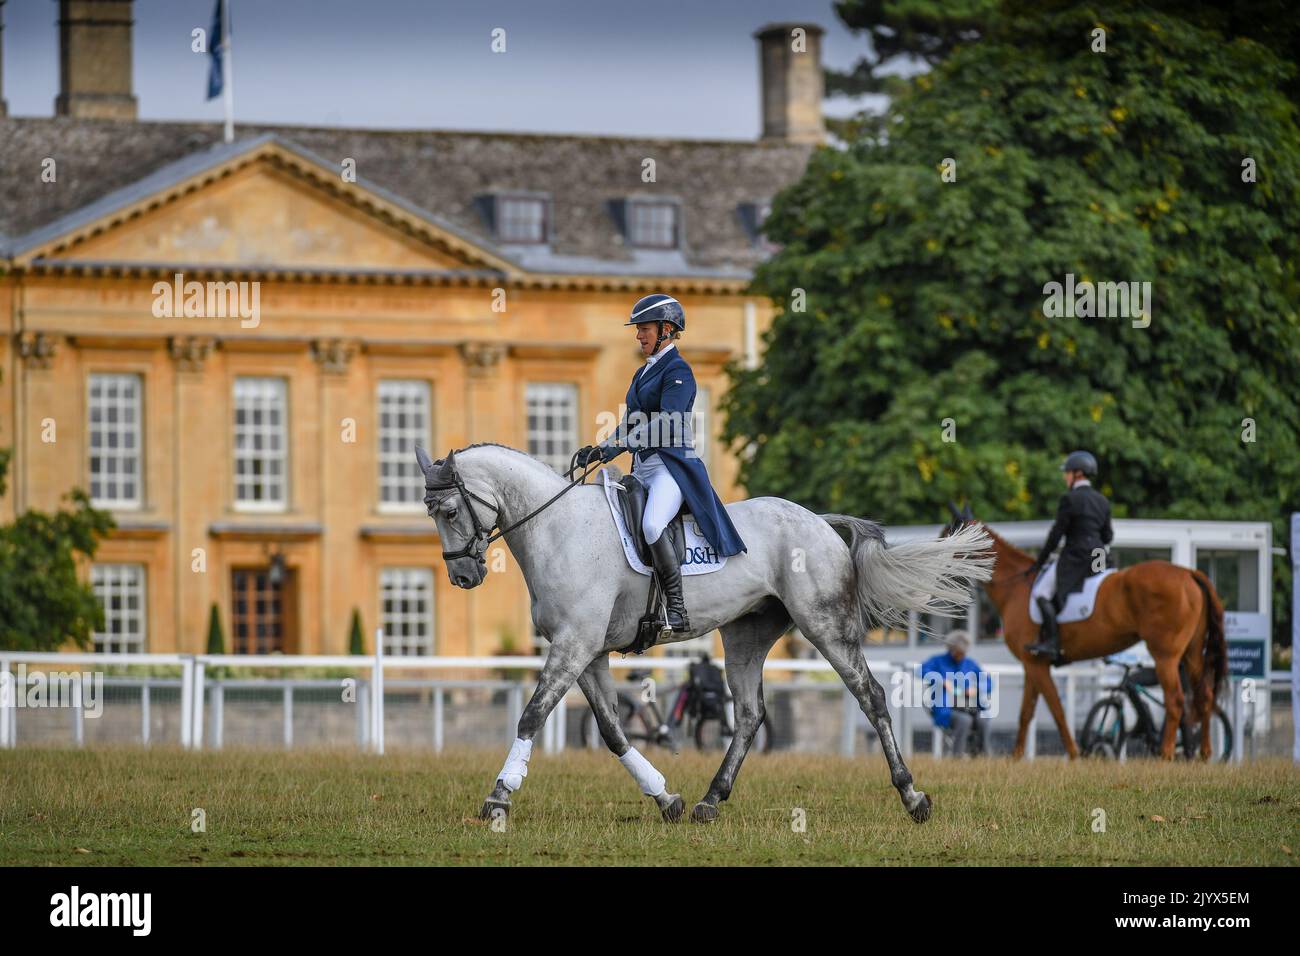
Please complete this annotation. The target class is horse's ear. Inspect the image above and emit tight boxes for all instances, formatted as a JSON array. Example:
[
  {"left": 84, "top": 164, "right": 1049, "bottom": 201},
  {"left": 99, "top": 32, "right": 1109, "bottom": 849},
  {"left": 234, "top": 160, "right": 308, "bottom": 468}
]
[
  {"left": 414, "top": 445, "right": 435, "bottom": 476},
  {"left": 435, "top": 450, "right": 456, "bottom": 482},
  {"left": 962, "top": 502, "right": 975, "bottom": 521},
  {"left": 947, "top": 501, "right": 962, "bottom": 521}
]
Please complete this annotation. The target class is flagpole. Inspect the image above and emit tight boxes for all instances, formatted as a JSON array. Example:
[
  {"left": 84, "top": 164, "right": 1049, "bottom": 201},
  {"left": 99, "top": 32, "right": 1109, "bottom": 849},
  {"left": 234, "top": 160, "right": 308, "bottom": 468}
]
[{"left": 221, "top": 0, "right": 234, "bottom": 143}]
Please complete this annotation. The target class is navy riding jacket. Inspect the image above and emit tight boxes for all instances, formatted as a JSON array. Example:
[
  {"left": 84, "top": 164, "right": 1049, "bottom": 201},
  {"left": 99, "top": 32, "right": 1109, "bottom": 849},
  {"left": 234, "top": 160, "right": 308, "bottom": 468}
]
[{"left": 604, "top": 347, "right": 747, "bottom": 558}]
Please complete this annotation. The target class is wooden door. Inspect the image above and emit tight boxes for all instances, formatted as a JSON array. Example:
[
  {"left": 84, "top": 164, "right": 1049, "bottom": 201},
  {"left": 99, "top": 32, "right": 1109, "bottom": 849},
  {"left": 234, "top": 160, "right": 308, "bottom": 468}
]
[{"left": 230, "top": 567, "right": 297, "bottom": 654}]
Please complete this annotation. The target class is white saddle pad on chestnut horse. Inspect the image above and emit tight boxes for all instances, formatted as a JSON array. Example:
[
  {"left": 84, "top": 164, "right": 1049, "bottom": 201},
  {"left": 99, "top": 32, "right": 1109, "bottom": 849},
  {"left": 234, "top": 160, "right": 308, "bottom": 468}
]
[
  {"left": 600, "top": 470, "right": 727, "bottom": 576},
  {"left": 1029, "top": 560, "right": 1116, "bottom": 624}
]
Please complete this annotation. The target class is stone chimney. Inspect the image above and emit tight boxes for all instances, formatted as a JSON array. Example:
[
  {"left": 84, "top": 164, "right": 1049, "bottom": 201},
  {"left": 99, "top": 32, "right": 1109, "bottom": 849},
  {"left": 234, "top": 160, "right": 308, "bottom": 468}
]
[
  {"left": 754, "top": 22, "right": 825, "bottom": 144},
  {"left": 0, "top": 0, "right": 8, "bottom": 117},
  {"left": 55, "top": 0, "right": 138, "bottom": 120}
]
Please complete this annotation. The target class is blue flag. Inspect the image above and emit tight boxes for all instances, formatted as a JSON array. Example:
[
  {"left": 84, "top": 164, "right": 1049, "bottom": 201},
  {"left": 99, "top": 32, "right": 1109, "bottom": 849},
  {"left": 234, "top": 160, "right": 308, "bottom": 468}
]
[{"left": 207, "top": 0, "right": 226, "bottom": 100}]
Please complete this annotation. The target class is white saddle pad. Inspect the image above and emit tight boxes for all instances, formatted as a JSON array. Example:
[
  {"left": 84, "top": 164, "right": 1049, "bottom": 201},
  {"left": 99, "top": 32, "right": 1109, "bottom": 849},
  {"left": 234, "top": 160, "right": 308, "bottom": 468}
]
[
  {"left": 601, "top": 470, "right": 727, "bottom": 576},
  {"left": 1029, "top": 560, "right": 1116, "bottom": 624}
]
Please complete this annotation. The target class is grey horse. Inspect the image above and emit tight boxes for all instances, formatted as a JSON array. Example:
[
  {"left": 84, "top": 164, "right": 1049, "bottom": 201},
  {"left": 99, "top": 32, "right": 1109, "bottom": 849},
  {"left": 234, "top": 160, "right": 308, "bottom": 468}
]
[{"left": 415, "top": 443, "right": 993, "bottom": 824}]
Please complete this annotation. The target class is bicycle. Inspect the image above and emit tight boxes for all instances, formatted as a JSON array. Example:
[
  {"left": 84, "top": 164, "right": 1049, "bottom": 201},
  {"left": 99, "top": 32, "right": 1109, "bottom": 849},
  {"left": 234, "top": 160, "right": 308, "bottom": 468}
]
[
  {"left": 579, "top": 657, "right": 774, "bottom": 753},
  {"left": 1079, "top": 657, "right": 1232, "bottom": 761}
]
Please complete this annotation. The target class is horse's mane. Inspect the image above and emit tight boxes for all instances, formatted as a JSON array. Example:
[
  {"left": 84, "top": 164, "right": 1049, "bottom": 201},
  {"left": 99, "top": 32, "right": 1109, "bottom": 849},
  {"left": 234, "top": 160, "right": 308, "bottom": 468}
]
[
  {"left": 977, "top": 520, "right": 1036, "bottom": 567},
  {"left": 454, "top": 441, "right": 517, "bottom": 455},
  {"left": 446, "top": 441, "right": 571, "bottom": 486}
]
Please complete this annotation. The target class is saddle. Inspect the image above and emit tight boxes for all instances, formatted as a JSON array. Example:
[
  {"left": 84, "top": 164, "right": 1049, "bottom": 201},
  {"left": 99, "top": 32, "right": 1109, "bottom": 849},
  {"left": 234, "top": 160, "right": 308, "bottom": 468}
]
[
  {"left": 617, "top": 474, "right": 687, "bottom": 654},
  {"left": 616, "top": 474, "right": 686, "bottom": 568}
]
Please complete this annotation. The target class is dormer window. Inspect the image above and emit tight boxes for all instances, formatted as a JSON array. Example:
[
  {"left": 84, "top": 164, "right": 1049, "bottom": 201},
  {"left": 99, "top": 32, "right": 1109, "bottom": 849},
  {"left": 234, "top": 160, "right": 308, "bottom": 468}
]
[
  {"left": 626, "top": 199, "right": 680, "bottom": 249},
  {"left": 480, "top": 193, "right": 549, "bottom": 244},
  {"left": 498, "top": 196, "right": 547, "bottom": 243},
  {"left": 739, "top": 200, "right": 774, "bottom": 249}
]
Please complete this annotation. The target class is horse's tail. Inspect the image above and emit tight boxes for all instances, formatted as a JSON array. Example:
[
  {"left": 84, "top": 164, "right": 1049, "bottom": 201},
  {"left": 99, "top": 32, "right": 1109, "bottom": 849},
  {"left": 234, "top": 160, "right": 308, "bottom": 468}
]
[
  {"left": 1190, "top": 568, "right": 1227, "bottom": 708},
  {"left": 820, "top": 514, "right": 994, "bottom": 636}
]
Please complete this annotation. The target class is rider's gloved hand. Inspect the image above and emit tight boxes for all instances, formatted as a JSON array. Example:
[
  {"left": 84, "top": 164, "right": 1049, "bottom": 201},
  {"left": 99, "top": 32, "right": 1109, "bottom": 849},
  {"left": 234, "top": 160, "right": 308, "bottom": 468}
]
[
  {"left": 576, "top": 443, "right": 623, "bottom": 468},
  {"left": 577, "top": 445, "right": 613, "bottom": 468}
]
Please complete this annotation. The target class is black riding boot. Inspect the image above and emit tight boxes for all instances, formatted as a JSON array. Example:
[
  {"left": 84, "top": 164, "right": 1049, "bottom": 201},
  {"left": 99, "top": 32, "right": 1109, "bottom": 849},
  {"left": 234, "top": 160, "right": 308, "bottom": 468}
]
[
  {"left": 1026, "top": 597, "right": 1063, "bottom": 664},
  {"left": 649, "top": 532, "right": 690, "bottom": 632}
]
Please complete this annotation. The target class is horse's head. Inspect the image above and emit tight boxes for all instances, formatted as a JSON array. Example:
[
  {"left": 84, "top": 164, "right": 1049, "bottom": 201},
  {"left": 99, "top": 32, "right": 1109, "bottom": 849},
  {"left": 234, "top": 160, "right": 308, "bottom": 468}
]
[
  {"left": 942, "top": 500, "right": 977, "bottom": 538},
  {"left": 415, "top": 446, "right": 492, "bottom": 590},
  {"left": 942, "top": 500, "right": 1038, "bottom": 595}
]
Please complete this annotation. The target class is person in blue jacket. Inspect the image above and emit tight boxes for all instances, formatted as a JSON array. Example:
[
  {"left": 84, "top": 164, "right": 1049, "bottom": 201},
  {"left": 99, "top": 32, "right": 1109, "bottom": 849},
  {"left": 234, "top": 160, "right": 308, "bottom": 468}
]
[
  {"left": 919, "top": 630, "right": 989, "bottom": 756},
  {"left": 576, "top": 293, "right": 747, "bottom": 632}
]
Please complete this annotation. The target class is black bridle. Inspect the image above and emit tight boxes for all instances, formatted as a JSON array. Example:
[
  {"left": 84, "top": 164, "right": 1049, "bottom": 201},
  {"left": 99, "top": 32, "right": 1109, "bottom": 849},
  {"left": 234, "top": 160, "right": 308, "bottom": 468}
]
[
  {"left": 425, "top": 449, "right": 611, "bottom": 563},
  {"left": 425, "top": 465, "right": 503, "bottom": 562}
]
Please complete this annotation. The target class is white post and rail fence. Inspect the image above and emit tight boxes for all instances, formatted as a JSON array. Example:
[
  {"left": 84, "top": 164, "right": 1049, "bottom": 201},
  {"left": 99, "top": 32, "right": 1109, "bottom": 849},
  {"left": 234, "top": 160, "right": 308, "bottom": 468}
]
[{"left": 0, "top": 631, "right": 1284, "bottom": 761}]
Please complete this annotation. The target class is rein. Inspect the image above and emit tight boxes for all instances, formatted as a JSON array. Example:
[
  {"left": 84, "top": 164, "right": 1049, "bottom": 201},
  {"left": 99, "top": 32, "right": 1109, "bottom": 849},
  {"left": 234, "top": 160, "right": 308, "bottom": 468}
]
[{"left": 427, "top": 448, "right": 613, "bottom": 562}]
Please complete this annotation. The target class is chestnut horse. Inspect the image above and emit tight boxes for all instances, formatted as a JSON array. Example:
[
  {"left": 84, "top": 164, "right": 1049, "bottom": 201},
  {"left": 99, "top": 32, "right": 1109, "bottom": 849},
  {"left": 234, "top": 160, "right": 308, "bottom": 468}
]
[{"left": 945, "top": 505, "right": 1226, "bottom": 759}]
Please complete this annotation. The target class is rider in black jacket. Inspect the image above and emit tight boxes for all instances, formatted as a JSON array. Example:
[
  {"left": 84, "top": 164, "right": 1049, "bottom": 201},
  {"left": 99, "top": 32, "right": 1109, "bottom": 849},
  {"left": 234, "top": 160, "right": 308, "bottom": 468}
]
[{"left": 1024, "top": 450, "right": 1113, "bottom": 664}]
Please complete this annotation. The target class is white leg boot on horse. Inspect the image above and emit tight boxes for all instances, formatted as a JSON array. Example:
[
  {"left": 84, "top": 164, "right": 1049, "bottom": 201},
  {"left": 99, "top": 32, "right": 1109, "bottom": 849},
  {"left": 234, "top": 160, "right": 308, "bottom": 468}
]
[
  {"left": 576, "top": 656, "right": 684, "bottom": 822},
  {"left": 478, "top": 637, "right": 596, "bottom": 821}
]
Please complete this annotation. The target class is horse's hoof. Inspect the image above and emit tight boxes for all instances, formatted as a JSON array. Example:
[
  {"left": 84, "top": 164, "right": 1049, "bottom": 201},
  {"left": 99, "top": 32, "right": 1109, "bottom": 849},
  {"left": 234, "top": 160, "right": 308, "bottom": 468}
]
[
  {"left": 907, "top": 792, "right": 932, "bottom": 824},
  {"left": 660, "top": 794, "right": 685, "bottom": 823},
  {"left": 479, "top": 796, "right": 510, "bottom": 821},
  {"left": 690, "top": 801, "right": 719, "bottom": 824}
]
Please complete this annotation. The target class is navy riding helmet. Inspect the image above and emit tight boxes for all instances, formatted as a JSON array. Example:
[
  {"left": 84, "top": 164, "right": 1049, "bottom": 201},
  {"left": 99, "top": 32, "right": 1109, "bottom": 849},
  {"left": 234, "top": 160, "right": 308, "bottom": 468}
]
[
  {"left": 624, "top": 293, "right": 686, "bottom": 332},
  {"left": 1061, "top": 449, "right": 1098, "bottom": 476}
]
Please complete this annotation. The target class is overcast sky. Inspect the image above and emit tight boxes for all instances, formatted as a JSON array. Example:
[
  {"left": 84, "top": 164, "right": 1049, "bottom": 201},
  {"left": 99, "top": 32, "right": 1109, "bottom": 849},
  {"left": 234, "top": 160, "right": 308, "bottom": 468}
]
[{"left": 3, "top": 0, "right": 884, "bottom": 138}]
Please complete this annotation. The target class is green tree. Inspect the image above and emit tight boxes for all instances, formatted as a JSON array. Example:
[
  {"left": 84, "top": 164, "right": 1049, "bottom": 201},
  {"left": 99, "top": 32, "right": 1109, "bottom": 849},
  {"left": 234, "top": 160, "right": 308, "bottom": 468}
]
[
  {"left": 727, "top": 4, "right": 1300, "bottom": 639},
  {"left": 348, "top": 608, "right": 365, "bottom": 655},
  {"left": 0, "top": 447, "right": 115, "bottom": 651},
  {"left": 826, "top": 1, "right": 1300, "bottom": 100},
  {"left": 205, "top": 603, "right": 226, "bottom": 655},
  {"left": 823, "top": 0, "right": 1000, "bottom": 141},
  {"left": 826, "top": 0, "right": 998, "bottom": 94}
]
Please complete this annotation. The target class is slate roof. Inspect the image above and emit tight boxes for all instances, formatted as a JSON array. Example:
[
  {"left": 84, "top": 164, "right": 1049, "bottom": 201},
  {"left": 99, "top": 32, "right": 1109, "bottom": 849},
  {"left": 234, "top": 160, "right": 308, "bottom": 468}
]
[{"left": 0, "top": 117, "right": 814, "bottom": 278}]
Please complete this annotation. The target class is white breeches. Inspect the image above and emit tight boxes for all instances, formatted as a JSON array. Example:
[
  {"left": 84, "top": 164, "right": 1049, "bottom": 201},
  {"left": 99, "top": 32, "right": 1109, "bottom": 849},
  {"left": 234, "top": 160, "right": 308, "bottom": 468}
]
[{"left": 632, "top": 452, "right": 683, "bottom": 544}]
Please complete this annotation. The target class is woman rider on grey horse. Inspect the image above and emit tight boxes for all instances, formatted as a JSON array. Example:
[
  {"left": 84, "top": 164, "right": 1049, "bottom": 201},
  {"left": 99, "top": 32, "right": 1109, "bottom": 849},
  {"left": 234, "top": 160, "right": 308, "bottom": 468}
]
[{"left": 575, "top": 293, "right": 747, "bottom": 632}]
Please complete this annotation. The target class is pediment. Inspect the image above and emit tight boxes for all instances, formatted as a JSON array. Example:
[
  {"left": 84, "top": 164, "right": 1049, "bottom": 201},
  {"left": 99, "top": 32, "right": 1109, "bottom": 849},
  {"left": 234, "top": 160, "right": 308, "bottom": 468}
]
[{"left": 14, "top": 137, "right": 515, "bottom": 275}]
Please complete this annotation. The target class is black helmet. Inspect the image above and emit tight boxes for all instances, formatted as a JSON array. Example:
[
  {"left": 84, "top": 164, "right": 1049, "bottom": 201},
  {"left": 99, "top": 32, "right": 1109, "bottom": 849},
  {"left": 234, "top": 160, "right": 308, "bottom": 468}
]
[
  {"left": 1061, "top": 450, "right": 1098, "bottom": 476},
  {"left": 624, "top": 293, "right": 685, "bottom": 332}
]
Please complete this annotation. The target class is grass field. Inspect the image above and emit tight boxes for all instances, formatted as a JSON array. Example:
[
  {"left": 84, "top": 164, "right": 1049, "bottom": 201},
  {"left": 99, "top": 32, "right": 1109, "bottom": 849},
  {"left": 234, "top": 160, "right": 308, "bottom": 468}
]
[{"left": 1, "top": 748, "right": 1296, "bottom": 866}]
